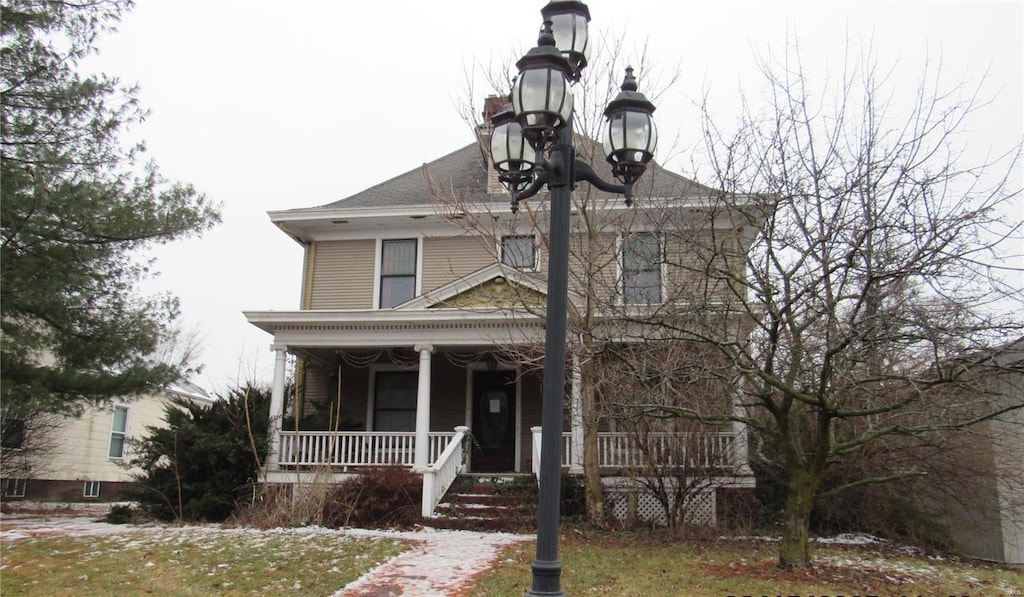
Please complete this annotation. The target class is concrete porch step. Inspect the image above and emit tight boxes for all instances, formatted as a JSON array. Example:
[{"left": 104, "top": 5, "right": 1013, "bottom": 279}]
[{"left": 427, "top": 473, "right": 538, "bottom": 531}]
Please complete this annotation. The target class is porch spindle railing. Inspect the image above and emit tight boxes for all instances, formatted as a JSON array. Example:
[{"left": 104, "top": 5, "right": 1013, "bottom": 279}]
[
  {"left": 277, "top": 431, "right": 454, "bottom": 468},
  {"left": 421, "top": 426, "right": 470, "bottom": 518},
  {"left": 531, "top": 429, "right": 740, "bottom": 474}
]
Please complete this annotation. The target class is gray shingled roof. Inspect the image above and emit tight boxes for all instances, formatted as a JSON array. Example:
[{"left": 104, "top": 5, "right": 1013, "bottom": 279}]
[{"left": 314, "top": 138, "right": 714, "bottom": 211}]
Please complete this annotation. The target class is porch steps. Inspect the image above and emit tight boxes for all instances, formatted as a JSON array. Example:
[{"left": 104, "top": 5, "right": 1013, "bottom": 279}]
[{"left": 428, "top": 474, "right": 537, "bottom": 531}]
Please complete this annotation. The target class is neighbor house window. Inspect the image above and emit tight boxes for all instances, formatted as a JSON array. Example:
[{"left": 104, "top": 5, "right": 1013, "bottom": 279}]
[
  {"left": 2, "top": 478, "right": 26, "bottom": 498},
  {"left": 108, "top": 405, "right": 130, "bottom": 459},
  {"left": 1, "top": 418, "right": 26, "bottom": 450},
  {"left": 379, "top": 239, "right": 418, "bottom": 308},
  {"left": 622, "top": 232, "right": 662, "bottom": 304},
  {"left": 501, "top": 235, "right": 536, "bottom": 269},
  {"left": 372, "top": 371, "right": 417, "bottom": 432},
  {"left": 83, "top": 481, "right": 101, "bottom": 498}
]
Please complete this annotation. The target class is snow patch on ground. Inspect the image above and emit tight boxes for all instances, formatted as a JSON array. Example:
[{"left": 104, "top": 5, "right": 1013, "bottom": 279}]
[{"left": 1, "top": 506, "right": 533, "bottom": 595}]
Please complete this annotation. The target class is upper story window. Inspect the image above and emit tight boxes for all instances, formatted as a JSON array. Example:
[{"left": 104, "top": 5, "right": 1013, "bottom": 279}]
[
  {"left": 108, "top": 405, "right": 130, "bottom": 459},
  {"left": 622, "top": 232, "right": 662, "bottom": 304},
  {"left": 501, "top": 235, "right": 536, "bottom": 270},
  {"left": 379, "top": 239, "right": 418, "bottom": 308}
]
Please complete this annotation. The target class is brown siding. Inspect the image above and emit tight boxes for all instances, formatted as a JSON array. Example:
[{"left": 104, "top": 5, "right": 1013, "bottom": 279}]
[
  {"left": 309, "top": 240, "right": 376, "bottom": 309},
  {"left": 430, "top": 359, "right": 468, "bottom": 432},
  {"left": 422, "top": 236, "right": 495, "bottom": 295}
]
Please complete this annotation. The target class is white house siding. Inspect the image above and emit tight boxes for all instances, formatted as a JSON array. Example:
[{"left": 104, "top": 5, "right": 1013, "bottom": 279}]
[
  {"left": 994, "top": 375, "right": 1024, "bottom": 564},
  {"left": 17, "top": 395, "right": 180, "bottom": 501}
]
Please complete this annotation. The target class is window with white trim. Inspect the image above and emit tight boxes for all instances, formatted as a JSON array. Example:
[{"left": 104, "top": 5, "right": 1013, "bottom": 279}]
[
  {"left": 2, "top": 478, "right": 26, "bottom": 498},
  {"left": 501, "top": 235, "right": 537, "bottom": 270},
  {"left": 372, "top": 371, "right": 418, "bottom": 432},
  {"left": 622, "top": 232, "right": 663, "bottom": 304},
  {"left": 379, "top": 239, "right": 418, "bottom": 308},
  {"left": 108, "top": 405, "right": 130, "bottom": 459},
  {"left": 84, "top": 480, "right": 101, "bottom": 498}
]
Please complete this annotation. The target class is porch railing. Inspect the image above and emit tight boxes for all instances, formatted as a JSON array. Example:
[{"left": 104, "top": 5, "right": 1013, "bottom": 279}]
[
  {"left": 421, "top": 426, "right": 469, "bottom": 518},
  {"left": 532, "top": 430, "right": 741, "bottom": 475},
  {"left": 277, "top": 431, "right": 454, "bottom": 468}
]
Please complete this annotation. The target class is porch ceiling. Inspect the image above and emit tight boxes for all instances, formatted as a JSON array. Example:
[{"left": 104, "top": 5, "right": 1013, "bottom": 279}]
[{"left": 243, "top": 308, "right": 545, "bottom": 351}]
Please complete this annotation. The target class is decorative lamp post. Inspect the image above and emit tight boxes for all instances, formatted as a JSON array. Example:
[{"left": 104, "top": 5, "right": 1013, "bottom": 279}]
[{"left": 489, "top": 3, "right": 657, "bottom": 595}]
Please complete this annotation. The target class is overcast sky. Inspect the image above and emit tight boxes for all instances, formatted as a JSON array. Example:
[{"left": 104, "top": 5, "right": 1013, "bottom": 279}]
[{"left": 84, "top": 0, "right": 1023, "bottom": 395}]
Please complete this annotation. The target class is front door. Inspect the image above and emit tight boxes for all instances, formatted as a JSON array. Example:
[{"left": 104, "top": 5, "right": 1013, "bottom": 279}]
[{"left": 471, "top": 370, "right": 517, "bottom": 472}]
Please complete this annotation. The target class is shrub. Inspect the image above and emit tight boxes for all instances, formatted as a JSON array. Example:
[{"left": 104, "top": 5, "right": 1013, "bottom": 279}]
[
  {"left": 322, "top": 466, "right": 422, "bottom": 529},
  {"left": 126, "top": 384, "right": 270, "bottom": 522}
]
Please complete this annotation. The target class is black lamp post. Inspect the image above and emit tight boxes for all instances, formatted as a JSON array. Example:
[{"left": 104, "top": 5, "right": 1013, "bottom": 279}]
[{"left": 488, "top": 3, "right": 657, "bottom": 595}]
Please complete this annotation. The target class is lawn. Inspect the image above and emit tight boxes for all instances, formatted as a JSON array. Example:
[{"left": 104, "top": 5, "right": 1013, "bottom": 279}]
[
  {"left": 0, "top": 525, "right": 405, "bottom": 596},
  {"left": 3, "top": 523, "right": 1022, "bottom": 596},
  {"left": 470, "top": 530, "right": 1024, "bottom": 596}
]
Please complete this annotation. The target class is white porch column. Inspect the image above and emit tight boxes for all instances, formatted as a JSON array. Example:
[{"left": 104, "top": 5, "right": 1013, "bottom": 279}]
[
  {"left": 413, "top": 343, "right": 434, "bottom": 470},
  {"left": 569, "top": 354, "right": 584, "bottom": 474},
  {"left": 732, "top": 388, "right": 753, "bottom": 475},
  {"left": 265, "top": 344, "right": 289, "bottom": 474}
]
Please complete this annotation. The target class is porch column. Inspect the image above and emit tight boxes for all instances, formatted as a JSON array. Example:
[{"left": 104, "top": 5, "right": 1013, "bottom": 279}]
[
  {"left": 265, "top": 344, "right": 289, "bottom": 474},
  {"left": 413, "top": 343, "right": 434, "bottom": 470},
  {"left": 569, "top": 354, "right": 584, "bottom": 474},
  {"left": 732, "top": 388, "right": 753, "bottom": 475}
]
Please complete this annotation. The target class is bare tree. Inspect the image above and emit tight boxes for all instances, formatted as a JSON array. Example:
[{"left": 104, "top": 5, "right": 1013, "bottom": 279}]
[
  {"left": 592, "top": 340, "right": 739, "bottom": 533},
  {"left": 604, "top": 39, "right": 1023, "bottom": 567}
]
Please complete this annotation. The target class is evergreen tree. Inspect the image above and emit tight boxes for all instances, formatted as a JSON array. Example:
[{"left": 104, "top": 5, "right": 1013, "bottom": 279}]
[
  {"left": 127, "top": 385, "right": 271, "bottom": 522},
  {"left": 0, "top": 0, "right": 220, "bottom": 420}
]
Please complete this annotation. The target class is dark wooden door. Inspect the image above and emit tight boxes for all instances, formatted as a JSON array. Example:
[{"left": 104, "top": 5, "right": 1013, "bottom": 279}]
[{"left": 471, "top": 370, "right": 517, "bottom": 472}]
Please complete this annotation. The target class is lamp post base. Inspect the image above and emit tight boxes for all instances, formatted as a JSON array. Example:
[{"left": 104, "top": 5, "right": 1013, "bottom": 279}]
[{"left": 526, "top": 559, "right": 565, "bottom": 596}]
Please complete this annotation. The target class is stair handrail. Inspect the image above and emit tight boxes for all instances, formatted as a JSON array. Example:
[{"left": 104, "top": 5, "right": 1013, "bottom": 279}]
[{"left": 421, "top": 426, "right": 470, "bottom": 518}]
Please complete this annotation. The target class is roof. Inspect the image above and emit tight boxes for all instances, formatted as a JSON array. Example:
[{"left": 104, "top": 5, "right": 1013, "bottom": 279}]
[
  {"left": 293, "top": 139, "right": 715, "bottom": 213},
  {"left": 168, "top": 379, "right": 215, "bottom": 406}
]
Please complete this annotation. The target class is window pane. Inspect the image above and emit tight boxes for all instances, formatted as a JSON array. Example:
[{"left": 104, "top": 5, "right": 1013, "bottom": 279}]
[
  {"left": 375, "top": 372, "right": 417, "bottom": 409},
  {"left": 623, "top": 233, "right": 661, "bottom": 304},
  {"left": 374, "top": 411, "right": 417, "bottom": 432},
  {"left": 502, "top": 236, "right": 535, "bottom": 269},
  {"left": 380, "top": 276, "right": 415, "bottom": 308},
  {"left": 374, "top": 372, "right": 417, "bottom": 432},
  {"left": 108, "top": 435, "right": 126, "bottom": 458},
  {"left": 624, "top": 233, "right": 659, "bottom": 272},
  {"left": 381, "top": 240, "right": 416, "bottom": 275},
  {"left": 625, "top": 271, "right": 662, "bottom": 304},
  {"left": 111, "top": 406, "right": 128, "bottom": 433}
]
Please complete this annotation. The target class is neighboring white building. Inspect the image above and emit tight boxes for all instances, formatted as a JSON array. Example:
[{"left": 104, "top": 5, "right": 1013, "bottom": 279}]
[
  {"left": 939, "top": 339, "right": 1024, "bottom": 564},
  {"left": 1, "top": 380, "right": 213, "bottom": 502}
]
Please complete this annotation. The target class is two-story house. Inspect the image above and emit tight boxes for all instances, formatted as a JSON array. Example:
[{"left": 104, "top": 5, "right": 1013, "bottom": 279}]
[{"left": 244, "top": 97, "right": 756, "bottom": 523}]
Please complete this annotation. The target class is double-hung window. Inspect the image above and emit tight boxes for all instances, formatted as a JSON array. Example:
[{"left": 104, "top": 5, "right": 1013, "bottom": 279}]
[
  {"left": 108, "top": 405, "right": 130, "bottom": 459},
  {"left": 379, "top": 239, "right": 418, "bottom": 308},
  {"left": 501, "top": 235, "right": 537, "bottom": 270},
  {"left": 372, "top": 371, "right": 418, "bottom": 432},
  {"left": 622, "top": 232, "right": 662, "bottom": 304}
]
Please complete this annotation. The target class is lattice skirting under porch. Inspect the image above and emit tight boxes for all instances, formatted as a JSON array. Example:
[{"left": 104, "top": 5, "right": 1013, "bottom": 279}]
[{"left": 602, "top": 480, "right": 718, "bottom": 527}]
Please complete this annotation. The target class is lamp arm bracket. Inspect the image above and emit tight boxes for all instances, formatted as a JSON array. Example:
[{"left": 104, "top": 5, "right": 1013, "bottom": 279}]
[
  {"left": 573, "top": 160, "right": 635, "bottom": 203},
  {"left": 510, "top": 167, "right": 549, "bottom": 210}
]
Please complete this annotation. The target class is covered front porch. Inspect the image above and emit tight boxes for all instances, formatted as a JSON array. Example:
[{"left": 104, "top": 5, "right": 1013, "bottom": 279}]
[{"left": 245, "top": 308, "right": 751, "bottom": 518}]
